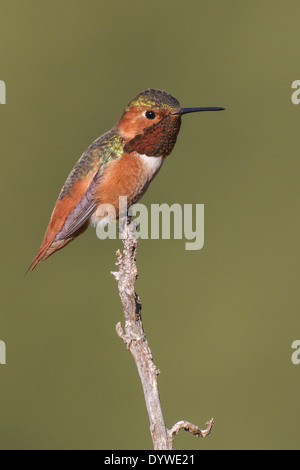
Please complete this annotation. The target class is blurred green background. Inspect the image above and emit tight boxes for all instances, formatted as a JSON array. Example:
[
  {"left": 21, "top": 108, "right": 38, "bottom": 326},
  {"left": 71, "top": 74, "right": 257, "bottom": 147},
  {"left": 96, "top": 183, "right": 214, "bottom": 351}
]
[{"left": 0, "top": 0, "right": 299, "bottom": 450}]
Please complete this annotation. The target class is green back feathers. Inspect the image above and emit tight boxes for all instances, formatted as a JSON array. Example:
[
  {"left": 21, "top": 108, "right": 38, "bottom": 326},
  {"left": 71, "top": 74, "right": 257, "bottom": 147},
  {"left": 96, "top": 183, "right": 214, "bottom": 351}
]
[{"left": 59, "top": 129, "right": 124, "bottom": 200}]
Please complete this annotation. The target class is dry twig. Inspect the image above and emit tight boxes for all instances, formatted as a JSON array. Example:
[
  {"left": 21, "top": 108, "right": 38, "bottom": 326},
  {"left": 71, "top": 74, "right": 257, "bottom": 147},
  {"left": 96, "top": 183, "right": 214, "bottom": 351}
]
[{"left": 111, "top": 220, "right": 213, "bottom": 449}]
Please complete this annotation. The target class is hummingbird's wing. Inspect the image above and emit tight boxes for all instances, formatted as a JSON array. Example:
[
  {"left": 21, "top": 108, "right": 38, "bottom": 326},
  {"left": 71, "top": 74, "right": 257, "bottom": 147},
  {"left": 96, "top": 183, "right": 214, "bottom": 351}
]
[{"left": 28, "top": 129, "right": 124, "bottom": 271}]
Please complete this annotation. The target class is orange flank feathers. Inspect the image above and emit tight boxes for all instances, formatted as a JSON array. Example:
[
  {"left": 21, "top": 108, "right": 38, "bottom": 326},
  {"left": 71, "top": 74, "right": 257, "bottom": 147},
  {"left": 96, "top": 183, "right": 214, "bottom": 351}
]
[{"left": 94, "top": 152, "right": 154, "bottom": 210}]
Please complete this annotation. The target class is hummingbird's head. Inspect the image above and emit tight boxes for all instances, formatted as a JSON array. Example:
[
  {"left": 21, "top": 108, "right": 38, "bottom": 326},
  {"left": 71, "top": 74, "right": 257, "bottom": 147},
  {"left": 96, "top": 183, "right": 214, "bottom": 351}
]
[
  {"left": 119, "top": 89, "right": 182, "bottom": 157},
  {"left": 119, "top": 89, "right": 224, "bottom": 157}
]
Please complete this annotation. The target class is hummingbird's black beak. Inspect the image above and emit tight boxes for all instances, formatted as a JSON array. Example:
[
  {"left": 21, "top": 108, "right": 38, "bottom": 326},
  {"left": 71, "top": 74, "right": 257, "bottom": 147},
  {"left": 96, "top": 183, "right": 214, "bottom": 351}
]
[{"left": 171, "top": 107, "right": 225, "bottom": 115}]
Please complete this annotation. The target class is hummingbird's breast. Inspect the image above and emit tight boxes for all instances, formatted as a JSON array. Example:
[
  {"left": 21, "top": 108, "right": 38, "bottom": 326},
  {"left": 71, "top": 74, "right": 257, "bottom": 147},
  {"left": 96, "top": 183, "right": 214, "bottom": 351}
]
[{"left": 91, "top": 151, "right": 164, "bottom": 224}]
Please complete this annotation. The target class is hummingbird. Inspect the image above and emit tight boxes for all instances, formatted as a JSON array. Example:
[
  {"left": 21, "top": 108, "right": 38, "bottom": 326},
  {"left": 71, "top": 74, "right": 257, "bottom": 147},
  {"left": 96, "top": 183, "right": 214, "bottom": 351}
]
[{"left": 29, "top": 88, "right": 224, "bottom": 271}]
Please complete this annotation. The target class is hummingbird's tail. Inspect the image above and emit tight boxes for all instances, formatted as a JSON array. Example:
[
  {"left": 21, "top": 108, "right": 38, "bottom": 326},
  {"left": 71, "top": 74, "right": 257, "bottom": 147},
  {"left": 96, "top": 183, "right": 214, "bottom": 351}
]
[
  {"left": 27, "top": 239, "right": 73, "bottom": 273},
  {"left": 27, "top": 220, "right": 90, "bottom": 273},
  {"left": 27, "top": 243, "right": 52, "bottom": 273}
]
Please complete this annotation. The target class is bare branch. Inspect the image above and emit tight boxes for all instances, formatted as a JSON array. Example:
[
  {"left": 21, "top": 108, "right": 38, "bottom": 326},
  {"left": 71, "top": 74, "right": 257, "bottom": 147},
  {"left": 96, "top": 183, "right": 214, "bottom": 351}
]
[
  {"left": 112, "top": 220, "right": 213, "bottom": 449},
  {"left": 169, "top": 418, "right": 215, "bottom": 440}
]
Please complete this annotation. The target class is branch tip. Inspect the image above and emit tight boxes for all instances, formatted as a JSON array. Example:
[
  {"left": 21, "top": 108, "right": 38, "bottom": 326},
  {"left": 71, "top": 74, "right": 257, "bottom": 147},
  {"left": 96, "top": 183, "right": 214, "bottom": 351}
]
[
  {"left": 169, "top": 417, "right": 214, "bottom": 439},
  {"left": 111, "top": 271, "right": 119, "bottom": 281}
]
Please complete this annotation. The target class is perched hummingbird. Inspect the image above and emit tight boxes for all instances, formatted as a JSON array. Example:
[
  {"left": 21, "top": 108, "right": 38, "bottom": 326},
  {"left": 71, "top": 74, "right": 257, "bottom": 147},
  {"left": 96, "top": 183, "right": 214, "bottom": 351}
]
[{"left": 29, "top": 89, "right": 224, "bottom": 271}]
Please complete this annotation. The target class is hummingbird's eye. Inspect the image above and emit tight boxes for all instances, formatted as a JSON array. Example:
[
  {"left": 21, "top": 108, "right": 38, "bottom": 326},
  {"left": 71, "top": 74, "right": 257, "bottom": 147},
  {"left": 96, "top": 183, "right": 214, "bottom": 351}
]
[{"left": 145, "top": 110, "right": 156, "bottom": 120}]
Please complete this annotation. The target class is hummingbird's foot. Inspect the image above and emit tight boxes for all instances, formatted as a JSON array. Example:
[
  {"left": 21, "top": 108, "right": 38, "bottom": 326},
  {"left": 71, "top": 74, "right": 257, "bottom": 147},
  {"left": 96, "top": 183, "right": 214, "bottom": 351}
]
[
  {"left": 127, "top": 215, "right": 138, "bottom": 232},
  {"left": 118, "top": 215, "right": 138, "bottom": 239}
]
